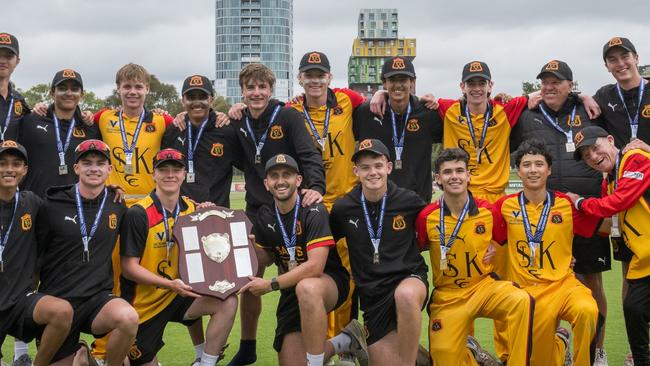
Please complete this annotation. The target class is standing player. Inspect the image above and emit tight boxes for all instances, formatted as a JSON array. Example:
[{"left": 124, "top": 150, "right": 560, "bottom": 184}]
[
  {"left": 36, "top": 139, "right": 137, "bottom": 366},
  {"left": 330, "top": 139, "right": 428, "bottom": 366},
  {"left": 511, "top": 60, "right": 609, "bottom": 363},
  {"left": 19, "top": 69, "right": 100, "bottom": 197},
  {"left": 354, "top": 56, "right": 443, "bottom": 203},
  {"left": 570, "top": 126, "right": 650, "bottom": 366},
  {"left": 0, "top": 140, "right": 74, "bottom": 366},
  {"left": 416, "top": 148, "right": 533, "bottom": 366},
  {"left": 0, "top": 33, "right": 29, "bottom": 142},
  {"left": 492, "top": 139, "right": 601, "bottom": 366},
  {"left": 239, "top": 154, "right": 367, "bottom": 366},
  {"left": 593, "top": 36, "right": 649, "bottom": 365},
  {"left": 227, "top": 63, "right": 325, "bottom": 366},
  {"left": 162, "top": 74, "right": 242, "bottom": 208},
  {"left": 120, "top": 148, "right": 237, "bottom": 366}
]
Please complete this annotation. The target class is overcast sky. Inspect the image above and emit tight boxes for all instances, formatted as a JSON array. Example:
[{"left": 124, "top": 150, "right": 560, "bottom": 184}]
[{"left": 4, "top": 0, "right": 648, "bottom": 100}]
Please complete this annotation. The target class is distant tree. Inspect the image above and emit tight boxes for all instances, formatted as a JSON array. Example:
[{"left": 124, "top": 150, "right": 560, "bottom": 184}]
[
  {"left": 522, "top": 81, "right": 541, "bottom": 95},
  {"left": 104, "top": 75, "right": 183, "bottom": 115},
  {"left": 79, "top": 90, "right": 106, "bottom": 112},
  {"left": 21, "top": 83, "right": 52, "bottom": 107},
  {"left": 212, "top": 95, "right": 231, "bottom": 114}
]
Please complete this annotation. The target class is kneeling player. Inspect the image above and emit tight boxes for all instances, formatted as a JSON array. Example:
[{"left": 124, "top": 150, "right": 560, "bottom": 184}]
[
  {"left": 330, "top": 140, "right": 428, "bottom": 366},
  {"left": 239, "top": 154, "right": 367, "bottom": 366},
  {"left": 416, "top": 148, "right": 533, "bottom": 365},
  {"left": 36, "top": 140, "right": 137, "bottom": 366},
  {"left": 0, "top": 141, "right": 74, "bottom": 366},
  {"left": 120, "top": 148, "right": 237, "bottom": 366},
  {"left": 493, "top": 139, "right": 602, "bottom": 366}
]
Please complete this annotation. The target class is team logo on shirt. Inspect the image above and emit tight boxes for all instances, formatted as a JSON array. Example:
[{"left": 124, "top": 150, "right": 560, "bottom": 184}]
[
  {"left": 108, "top": 213, "right": 118, "bottom": 229},
  {"left": 270, "top": 125, "right": 284, "bottom": 139},
  {"left": 392, "top": 215, "right": 406, "bottom": 231},
  {"left": 14, "top": 101, "right": 22, "bottom": 116},
  {"left": 608, "top": 37, "right": 623, "bottom": 47},
  {"left": 642, "top": 104, "right": 650, "bottom": 119},
  {"left": 307, "top": 52, "right": 321, "bottom": 64},
  {"left": 333, "top": 106, "right": 343, "bottom": 115},
  {"left": 73, "top": 127, "right": 86, "bottom": 138},
  {"left": 392, "top": 58, "right": 406, "bottom": 70},
  {"left": 544, "top": 60, "right": 560, "bottom": 71},
  {"left": 128, "top": 345, "right": 143, "bottom": 360},
  {"left": 406, "top": 118, "right": 419, "bottom": 132},
  {"left": 474, "top": 221, "right": 486, "bottom": 234},
  {"left": 296, "top": 220, "right": 302, "bottom": 235},
  {"left": 431, "top": 319, "right": 442, "bottom": 332},
  {"left": 211, "top": 143, "right": 224, "bottom": 157},
  {"left": 551, "top": 211, "right": 563, "bottom": 224},
  {"left": 457, "top": 115, "right": 467, "bottom": 125},
  {"left": 145, "top": 123, "right": 156, "bottom": 133},
  {"left": 21, "top": 213, "right": 32, "bottom": 231},
  {"left": 570, "top": 115, "right": 582, "bottom": 127}
]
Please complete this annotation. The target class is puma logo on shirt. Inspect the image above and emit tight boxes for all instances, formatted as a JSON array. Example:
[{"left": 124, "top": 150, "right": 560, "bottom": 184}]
[
  {"left": 267, "top": 223, "right": 276, "bottom": 232},
  {"left": 37, "top": 124, "right": 48, "bottom": 132},
  {"left": 607, "top": 102, "right": 618, "bottom": 112},
  {"left": 177, "top": 136, "right": 186, "bottom": 145},
  {"left": 64, "top": 215, "right": 78, "bottom": 224},
  {"left": 349, "top": 218, "right": 359, "bottom": 229}
]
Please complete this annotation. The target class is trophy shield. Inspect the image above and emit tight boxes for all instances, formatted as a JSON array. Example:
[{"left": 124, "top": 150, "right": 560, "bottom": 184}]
[{"left": 173, "top": 206, "right": 258, "bottom": 299}]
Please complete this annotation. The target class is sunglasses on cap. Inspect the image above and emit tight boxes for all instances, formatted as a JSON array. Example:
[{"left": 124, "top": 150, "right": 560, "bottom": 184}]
[{"left": 75, "top": 139, "right": 110, "bottom": 155}]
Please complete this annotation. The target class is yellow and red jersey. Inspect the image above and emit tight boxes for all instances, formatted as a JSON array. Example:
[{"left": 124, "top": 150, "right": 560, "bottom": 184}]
[
  {"left": 579, "top": 149, "right": 650, "bottom": 279},
  {"left": 492, "top": 191, "right": 599, "bottom": 286},
  {"left": 416, "top": 194, "right": 494, "bottom": 292},
  {"left": 438, "top": 97, "right": 527, "bottom": 200},
  {"left": 290, "top": 88, "right": 364, "bottom": 211},
  {"left": 95, "top": 109, "right": 173, "bottom": 207}
]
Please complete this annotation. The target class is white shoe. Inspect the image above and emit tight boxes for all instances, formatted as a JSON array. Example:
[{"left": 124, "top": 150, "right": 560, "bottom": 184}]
[
  {"left": 624, "top": 350, "right": 634, "bottom": 366},
  {"left": 555, "top": 327, "right": 572, "bottom": 366},
  {"left": 337, "top": 353, "right": 356, "bottom": 366},
  {"left": 593, "top": 348, "right": 608, "bottom": 366}
]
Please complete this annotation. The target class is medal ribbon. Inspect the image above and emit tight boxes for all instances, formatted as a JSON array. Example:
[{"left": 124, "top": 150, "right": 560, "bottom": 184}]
[
  {"left": 0, "top": 192, "right": 20, "bottom": 270},
  {"left": 518, "top": 191, "right": 551, "bottom": 262},
  {"left": 302, "top": 105, "right": 331, "bottom": 151},
  {"left": 274, "top": 195, "right": 301, "bottom": 264},
  {"left": 52, "top": 114, "right": 77, "bottom": 166},
  {"left": 616, "top": 79, "right": 645, "bottom": 139},
  {"left": 161, "top": 200, "right": 181, "bottom": 261},
  {"left": 463, "top": 101, "right": 492, "bottom": 150},
  {"left": 186, "top": 117, "right": 209, "bottom": 173},
  {"left": 389, "top": 102, "right": 412, "bottom": 162},
  {"left": 244, "top": 105, "right": 281, "bottom": 158},
  {"left": 539, "top": 104, "right": 577, "bottom": 143},
  {"left": 438, "top": 195, "right": 471, "bottom": 251},
  {"left": 1, "top": 98, "right": 14, "bottom": 140},
  {"left": 75, "top": 184, "right": 108, "bottom": 261},
  {"left": 118, "top": 109, "right": 146, "bottom": 163},
  {"left": 360, "top": 192, "right": 387, "bottom": 259}
]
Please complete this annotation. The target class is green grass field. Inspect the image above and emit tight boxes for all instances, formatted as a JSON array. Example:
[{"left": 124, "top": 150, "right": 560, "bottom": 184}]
[{"left": 1, "top": 191, "right": 632, "bottom": 365}]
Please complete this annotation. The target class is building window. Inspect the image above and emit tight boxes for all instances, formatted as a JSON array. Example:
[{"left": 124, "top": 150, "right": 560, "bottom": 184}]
[
  {"left": 369, "top": 12, "right": 375, "bottom": 20},
  {"left": 370, "top": 21, "right": 376, "bottom": 29},
  {"left": 381, "top": 12, "right": 387, "bottom": 20},
  {"left": 378, "top": 41, "right": 384, "bottom": 47}
]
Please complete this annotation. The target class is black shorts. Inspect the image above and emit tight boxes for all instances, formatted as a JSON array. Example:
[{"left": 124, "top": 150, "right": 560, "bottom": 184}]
[
  {"left": 0, "top": 291, "right": 45, "bottom": 359},
  {"left": 273, "top": 267, "right": 350, "bottom": 352},
  {"left": 50, "top": 291, "right": 116, "bottom": 363},
  {"left": 362, "top": 274, "right": 428, "bottom": 345},
  {"left": 611, "top": 236, "right": 634, "bottom": 262},
  {"left": 128, "top": 294, "right": 198, "bottom": 366},
  {"left": 572, "top": 233, "right": 612, "bottom": 274}
]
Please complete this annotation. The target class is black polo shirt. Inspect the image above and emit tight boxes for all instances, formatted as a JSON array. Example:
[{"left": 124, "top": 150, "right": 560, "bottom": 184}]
[
  {"left": 353, "top": 95, "right": 443, "bottom": 202},
  {"left": 0, "top": 83, "right": 30, "bottom": 141},
  {"left": 162, "top": 111, "right": 242, "bottom": 207},
  {"left": 0, "top": 191, "right": 42, "bottom": 312},
  {"left": 37, "top": 185, "right": 126, "bottom": 299},
  {"left": 230, "top": 99, "right": 325, "bottom": 216},
  {"left": 330, "top": 181, "right": 428, "bottom": 309},
  {"left": 594, "top": 78, "right": 650, "bottom": 147},
  {"left": 19, "top": 105, "right": 101, "bottom": 197}
]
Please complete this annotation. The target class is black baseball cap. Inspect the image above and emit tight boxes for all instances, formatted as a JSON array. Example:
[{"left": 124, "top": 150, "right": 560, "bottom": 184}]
[
  {"left": 74, "top": 139, "right": 111, "bottom": 162},
  {"left": 182, "top": 75, "right": 214, "bottom": 96},
  {"left": 352, "top": 139, "right": 391, "bottom": 162},
  {"left": 153, "top": 148, "right": 186, "bottom": 168},
  {"left": 573, "top": 126, "right": 610, "bottom": 161},
  {"left": 0, "top": 33, "right": 19, "bottom": 56},
  {"left": 462, "top": 61, "right": 491, "bottom": 82},
  {"left": 536, "top": 60, "right": 573, "bottom": 81},
  {"left": 265, "top": 154, "right": 299, "bottom": 174},
  {"left": 0, "top": 140, "right": 27, "bottom": 163},
  {"left": 52, "top": 69, "right": 84, "bottom": 90},
  {"left": 299, "top": 51, "right": 330, "bottom": 73},
  {"left": 603, "top": 37, "right": 637, "bottom": 60},
  {"left": 381, "top": 57, "right": 415, "bottom": 79}
]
